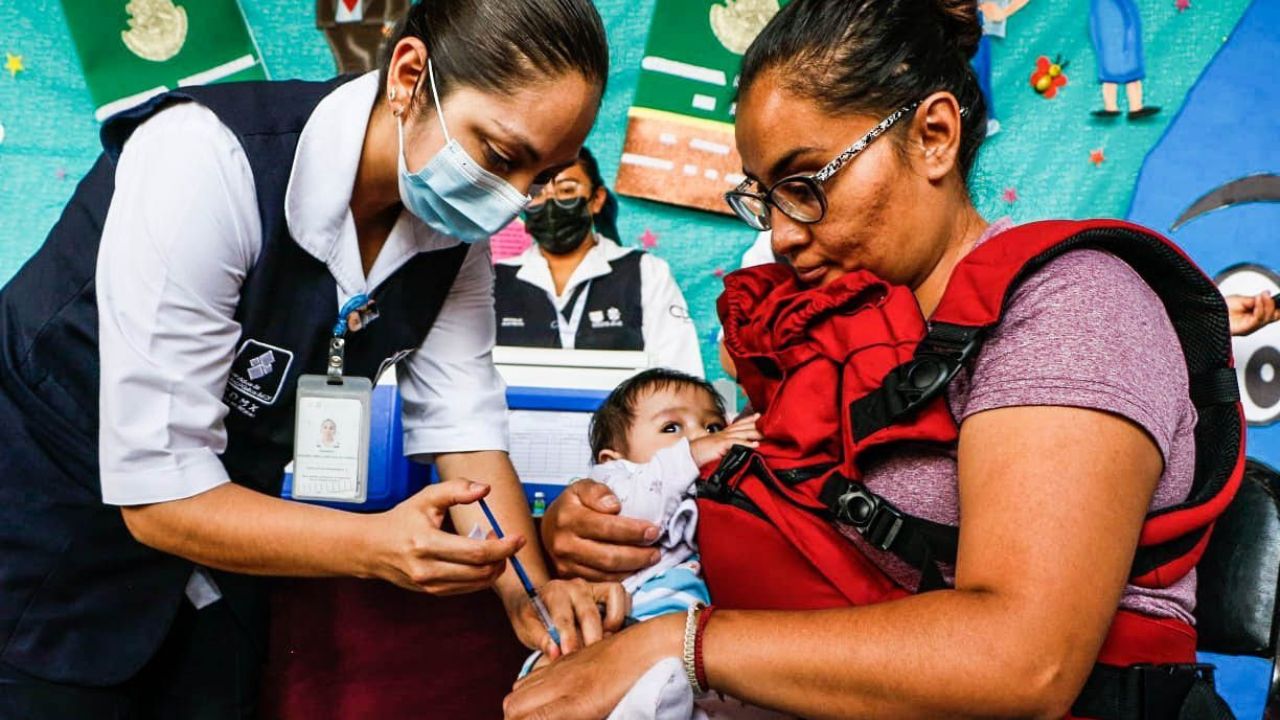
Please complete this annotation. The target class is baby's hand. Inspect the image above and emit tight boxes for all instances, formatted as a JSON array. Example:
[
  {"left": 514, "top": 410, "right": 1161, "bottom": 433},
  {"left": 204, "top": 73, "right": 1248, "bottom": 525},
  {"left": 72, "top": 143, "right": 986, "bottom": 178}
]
[{"left": 690, "top": 413, "right": 762, "bottom": 467}]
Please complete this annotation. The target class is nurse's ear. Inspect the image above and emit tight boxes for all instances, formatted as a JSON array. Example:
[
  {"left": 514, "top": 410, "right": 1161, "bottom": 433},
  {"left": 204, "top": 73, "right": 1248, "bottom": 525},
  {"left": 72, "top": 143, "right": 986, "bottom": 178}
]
[
  {"left": 588, "top": 184, "right": 608, "bottom": 215},
  {"left": 911, "top": 91, "right": 965, "bottom": 183},
  {"left": 385, "top": 36, "right": 429, "bottom": 117}
]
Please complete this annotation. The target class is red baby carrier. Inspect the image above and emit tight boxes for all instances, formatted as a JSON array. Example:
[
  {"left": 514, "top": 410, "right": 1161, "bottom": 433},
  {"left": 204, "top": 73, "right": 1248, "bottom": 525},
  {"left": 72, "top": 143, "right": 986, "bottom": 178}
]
[{"left": 699, "top": 220, "right": 1243, "bottom": 719}]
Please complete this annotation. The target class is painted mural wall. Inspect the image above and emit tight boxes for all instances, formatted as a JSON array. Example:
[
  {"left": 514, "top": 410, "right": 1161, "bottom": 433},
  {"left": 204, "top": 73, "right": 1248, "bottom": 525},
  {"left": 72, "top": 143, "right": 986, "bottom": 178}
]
[{"left": 1, "top": 0, "right": 1274, "bottom": 456}]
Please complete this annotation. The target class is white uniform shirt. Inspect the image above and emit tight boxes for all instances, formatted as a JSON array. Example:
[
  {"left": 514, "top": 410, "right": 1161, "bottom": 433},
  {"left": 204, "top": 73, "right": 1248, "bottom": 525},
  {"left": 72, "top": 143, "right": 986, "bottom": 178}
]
[
  {"left": 96, "top": 71, "right": 509, "bottom": 508},
  {"left": 496, "top": 236, "right": 705, "bottom": 377},
  {"left": 740, "top": 230, "right": 777, "bottom": 269}
]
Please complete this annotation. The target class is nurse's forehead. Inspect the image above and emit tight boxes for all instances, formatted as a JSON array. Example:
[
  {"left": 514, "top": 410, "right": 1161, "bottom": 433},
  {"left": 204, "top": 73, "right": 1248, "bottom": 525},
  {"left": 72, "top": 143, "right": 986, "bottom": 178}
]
[
  {"left": 490, "top": 118, "right": 544, "bottom": 163},
  {"left": 466, "top": 115, "right": 573, "bottom": 180},
  {"left": 454, "top": 75, "right": 593, "bottom": 134}
]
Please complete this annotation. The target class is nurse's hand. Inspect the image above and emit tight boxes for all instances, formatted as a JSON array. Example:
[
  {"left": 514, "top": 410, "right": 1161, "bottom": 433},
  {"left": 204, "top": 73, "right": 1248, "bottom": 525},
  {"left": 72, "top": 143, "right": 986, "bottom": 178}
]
[
  {"left": 541, "top": 481, "right": 662, "bottom": 582},
  {"left": 503, "top": 578, "right": 631, "bottom": 658},
  {"left": 370, "top": 479, "right": 524, "bottom": 594}
]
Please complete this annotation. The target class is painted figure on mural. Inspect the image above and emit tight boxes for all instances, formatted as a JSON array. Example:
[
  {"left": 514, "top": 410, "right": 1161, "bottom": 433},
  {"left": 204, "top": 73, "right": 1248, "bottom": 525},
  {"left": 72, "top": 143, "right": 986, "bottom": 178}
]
[
  {"left": 1088, "top": 0, "right": 1160, "bottom": 118},
  {"left": 974, "top": 0, "right": 1031, "bottom": 137},
  {"left": 316, "top": 0, "right": 410, "bottom": 74}
]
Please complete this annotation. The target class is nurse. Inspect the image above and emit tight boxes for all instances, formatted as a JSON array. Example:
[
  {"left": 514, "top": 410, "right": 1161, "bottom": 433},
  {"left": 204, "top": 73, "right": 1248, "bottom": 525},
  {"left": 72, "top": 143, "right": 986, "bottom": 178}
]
[
  {"left": 494, "top": 148, "right": 704, "bottom": 376},
  {"left": 0, "top": 0, "right": 622, "bottom": 716}
]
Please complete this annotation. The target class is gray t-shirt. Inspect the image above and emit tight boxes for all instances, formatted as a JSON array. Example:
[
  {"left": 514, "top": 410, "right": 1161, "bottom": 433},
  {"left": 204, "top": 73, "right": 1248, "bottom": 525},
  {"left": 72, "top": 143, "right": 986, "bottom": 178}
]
[{"left": 848, "top": 220, "right": 1198, "bottom": 623}]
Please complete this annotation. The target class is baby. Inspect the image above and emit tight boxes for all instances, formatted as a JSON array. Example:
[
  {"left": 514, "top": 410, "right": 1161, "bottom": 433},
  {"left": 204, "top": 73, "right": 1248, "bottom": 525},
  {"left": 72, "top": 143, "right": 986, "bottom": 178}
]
[
  {"left": 585, "top": 368, "right": 759, "bottom": 624},
  {"left": 524, "top": 369, "right": 777, "bottom": 719}
]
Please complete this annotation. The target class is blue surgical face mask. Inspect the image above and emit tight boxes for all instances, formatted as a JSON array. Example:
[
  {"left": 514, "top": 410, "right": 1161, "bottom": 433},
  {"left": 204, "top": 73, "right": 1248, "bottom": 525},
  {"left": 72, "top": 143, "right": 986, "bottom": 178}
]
[{"left": 397, "top": 59, "right": 529, "bottom": 243}]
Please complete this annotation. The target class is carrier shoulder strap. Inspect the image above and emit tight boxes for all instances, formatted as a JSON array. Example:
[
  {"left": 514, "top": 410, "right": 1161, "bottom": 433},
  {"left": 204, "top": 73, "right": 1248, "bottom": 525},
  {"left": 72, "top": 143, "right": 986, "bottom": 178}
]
[{"left": 838, "top": 219, "right": 1244, "bottom": 589}]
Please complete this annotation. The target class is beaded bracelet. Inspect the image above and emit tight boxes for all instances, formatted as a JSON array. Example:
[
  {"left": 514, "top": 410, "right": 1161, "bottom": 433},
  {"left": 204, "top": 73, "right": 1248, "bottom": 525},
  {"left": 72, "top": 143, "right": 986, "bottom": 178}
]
[{"left": 682, "top": 603, "right": 705, "bottom": 692}]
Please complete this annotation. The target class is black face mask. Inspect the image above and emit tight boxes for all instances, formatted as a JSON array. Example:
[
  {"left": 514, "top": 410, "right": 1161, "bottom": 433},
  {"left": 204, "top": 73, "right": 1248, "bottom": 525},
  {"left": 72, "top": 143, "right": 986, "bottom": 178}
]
[{"left": 523, "top": 197, "right": 594, "bottom": 255}]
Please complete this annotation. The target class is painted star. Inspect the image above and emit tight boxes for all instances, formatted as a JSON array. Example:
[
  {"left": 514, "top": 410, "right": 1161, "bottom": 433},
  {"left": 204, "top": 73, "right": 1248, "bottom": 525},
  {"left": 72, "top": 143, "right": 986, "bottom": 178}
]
[
  {"left": 1090, "top": 148, "right": 1106, "bottom": 166},
  {"left": 1002, "top": 187, "right": 1019, "bottom": 204},
  {"left": 1175, "top": 0, "right": 1191, "bottom": 11},
  {"left": 713, "top": 267, "right": 726, "bottom": 278},
  {"left": 5, "top": 53, "right": 24, "bottom": 78},
  {"left": 640, "top": 229, "right": 659, "bottom": 249},
  {"left": 55, "top": 167, "right": 67, "bottom": 181}
]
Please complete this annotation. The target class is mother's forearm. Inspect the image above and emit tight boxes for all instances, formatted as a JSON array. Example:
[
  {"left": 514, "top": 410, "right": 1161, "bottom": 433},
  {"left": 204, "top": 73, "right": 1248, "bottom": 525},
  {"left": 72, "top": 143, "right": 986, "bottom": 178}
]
[{"left": 705, "top": 589, "right": 1094, "bottom": 720}]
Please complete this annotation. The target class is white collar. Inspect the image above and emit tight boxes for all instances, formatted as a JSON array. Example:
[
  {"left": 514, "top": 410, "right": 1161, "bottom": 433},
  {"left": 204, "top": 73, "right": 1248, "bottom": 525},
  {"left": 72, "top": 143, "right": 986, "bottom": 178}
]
[
  {"left": 505, "top": 235, "right": 632, "bottom": 305},
  {"left": 284, "top": 71, "right": 462, "bottom": 299}
]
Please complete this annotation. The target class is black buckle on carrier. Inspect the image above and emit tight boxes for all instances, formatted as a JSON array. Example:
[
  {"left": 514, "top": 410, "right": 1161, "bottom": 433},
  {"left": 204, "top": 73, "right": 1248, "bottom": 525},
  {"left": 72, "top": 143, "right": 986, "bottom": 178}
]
[
  {"left": 832, "top": 484, "right": 905, "bottom": 551},
  {"left": 1126, "top": 664, "right": 1217, "bottom": 720},
  {"left": 700, "top": 443, "right": 754, "bottom": 499},
  {"left": 1072, "top": 662, "right": 1223, "bottom": 720},
  {"left": 888, "top": 323, "right": 983, "bottom": 415},
  {"left": 850, "top": 323, "right": 983, "bottom": 440}
]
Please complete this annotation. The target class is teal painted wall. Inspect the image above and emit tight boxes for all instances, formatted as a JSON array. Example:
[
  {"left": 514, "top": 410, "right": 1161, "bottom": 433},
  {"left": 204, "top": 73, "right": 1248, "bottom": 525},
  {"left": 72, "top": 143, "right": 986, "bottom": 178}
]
[{"left": 0, "top": 0, "right": 1252, "bottom": 380}]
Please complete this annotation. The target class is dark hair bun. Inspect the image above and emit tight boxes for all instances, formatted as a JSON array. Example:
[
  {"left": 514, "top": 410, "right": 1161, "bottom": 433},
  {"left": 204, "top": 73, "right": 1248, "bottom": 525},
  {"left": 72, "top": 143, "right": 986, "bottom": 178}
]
[
  {"left": 740, "top": 0, "right": 991, "bottom": 177},
  {"left": 932, "top": 0, "right": 983, "bottom": 59}
]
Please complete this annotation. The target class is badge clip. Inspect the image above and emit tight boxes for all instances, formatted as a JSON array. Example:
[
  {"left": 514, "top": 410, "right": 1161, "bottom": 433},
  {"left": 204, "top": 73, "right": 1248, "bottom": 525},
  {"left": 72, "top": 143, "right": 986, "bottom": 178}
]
[
  {"left": 289, "top": 293, "right": 376, "bottom": 504},
  {"left": 328, "top": 337, "right": 346, "bottom": 381}
]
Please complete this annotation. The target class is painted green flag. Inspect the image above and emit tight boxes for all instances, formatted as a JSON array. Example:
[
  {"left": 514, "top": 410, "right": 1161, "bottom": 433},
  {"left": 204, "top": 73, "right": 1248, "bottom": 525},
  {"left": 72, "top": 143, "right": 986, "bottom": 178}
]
[{"left": 61, "top": 0, "right": 267, "bottom": 121}]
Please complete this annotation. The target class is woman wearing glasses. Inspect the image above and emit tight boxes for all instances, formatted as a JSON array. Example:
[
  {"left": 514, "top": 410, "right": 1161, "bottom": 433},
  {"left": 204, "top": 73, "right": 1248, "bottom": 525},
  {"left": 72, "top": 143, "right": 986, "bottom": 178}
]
[
  {"left": 510, "top": 0, "right": 1213, "bottom": 717},
  {"left": 494, "top": 148, "right": 704, "bottom": 376}
]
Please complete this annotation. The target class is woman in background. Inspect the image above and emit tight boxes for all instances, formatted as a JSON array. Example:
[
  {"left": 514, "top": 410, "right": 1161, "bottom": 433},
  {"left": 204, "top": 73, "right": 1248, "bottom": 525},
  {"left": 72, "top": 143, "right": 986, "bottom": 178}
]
[{"left": 494, "top": 148, "right": 704, "bottom": 377}]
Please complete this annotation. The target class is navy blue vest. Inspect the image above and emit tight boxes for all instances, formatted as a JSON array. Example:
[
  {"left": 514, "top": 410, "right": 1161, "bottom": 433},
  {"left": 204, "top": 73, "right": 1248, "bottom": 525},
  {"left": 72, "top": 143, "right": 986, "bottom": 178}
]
[
  {"left": 494, "top": 250, "right": 645, "bottom": 350},
  {"left": 0, "top": 78, "right": 470, "bottom": 685}
]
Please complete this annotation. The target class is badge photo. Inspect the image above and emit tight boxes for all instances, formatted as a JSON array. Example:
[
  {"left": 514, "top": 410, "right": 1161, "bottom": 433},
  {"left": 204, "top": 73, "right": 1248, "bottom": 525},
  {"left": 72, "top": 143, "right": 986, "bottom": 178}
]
[{"left": 292, "top": 375, "right": 372, "bottom": 504}]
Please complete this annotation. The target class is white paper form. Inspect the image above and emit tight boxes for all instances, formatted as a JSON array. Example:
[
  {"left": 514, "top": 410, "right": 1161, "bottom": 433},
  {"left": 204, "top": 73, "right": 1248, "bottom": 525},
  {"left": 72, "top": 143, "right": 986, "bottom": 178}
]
[{"left": 507, "top": 410, "right": 594, "bottom": 487}]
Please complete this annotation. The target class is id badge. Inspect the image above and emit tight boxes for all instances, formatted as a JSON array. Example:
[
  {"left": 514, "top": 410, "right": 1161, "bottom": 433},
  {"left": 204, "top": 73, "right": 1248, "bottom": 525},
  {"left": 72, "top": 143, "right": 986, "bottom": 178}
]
[{"left": 292, "top": 374, "right": 372, "bottom": 503}]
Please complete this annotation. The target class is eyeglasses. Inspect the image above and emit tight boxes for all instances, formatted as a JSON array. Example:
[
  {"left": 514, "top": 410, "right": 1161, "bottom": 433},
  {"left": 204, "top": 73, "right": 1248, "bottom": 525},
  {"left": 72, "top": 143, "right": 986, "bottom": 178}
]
[
  {"left": 724, "top": 102, "right": 921, "bottom": 231},
  {"left": 527, "top": 178, "right": 588, "bottom": 209}
]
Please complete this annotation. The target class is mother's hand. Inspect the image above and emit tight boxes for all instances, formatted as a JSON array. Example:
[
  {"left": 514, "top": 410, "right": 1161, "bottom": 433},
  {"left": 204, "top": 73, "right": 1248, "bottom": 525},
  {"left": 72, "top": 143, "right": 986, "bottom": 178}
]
[
  {"left": 504, "top": 612, "right": 684, "bottom": 720},
  {"left": 541, "top": 480, "right": 661, "bottom": 582}
]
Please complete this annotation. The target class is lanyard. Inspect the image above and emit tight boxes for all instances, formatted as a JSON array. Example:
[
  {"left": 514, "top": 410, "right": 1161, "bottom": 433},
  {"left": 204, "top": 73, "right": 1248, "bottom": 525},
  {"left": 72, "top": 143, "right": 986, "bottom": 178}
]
[
  {"left": 328, "top": 293, "right": 377, "bottom": 379},
  {"left": 558, "top": 280, "right": 593, "bottom": 348}
]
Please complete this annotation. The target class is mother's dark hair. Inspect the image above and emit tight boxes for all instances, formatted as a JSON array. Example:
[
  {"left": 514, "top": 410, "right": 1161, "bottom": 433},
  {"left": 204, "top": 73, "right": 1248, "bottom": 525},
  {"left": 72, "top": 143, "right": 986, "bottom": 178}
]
[
  {"left": 379, "top": 0, "right": 608, "bottom": 107},
  {"left": 739, "top": 0, "right": 987, "bottom": 177}
]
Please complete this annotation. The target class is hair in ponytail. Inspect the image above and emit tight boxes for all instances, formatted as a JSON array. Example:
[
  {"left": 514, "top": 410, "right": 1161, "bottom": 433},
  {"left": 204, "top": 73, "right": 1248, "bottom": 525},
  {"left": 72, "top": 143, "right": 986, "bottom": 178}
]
[
  {"left": 379, "top": 0, "right": 608, "bottom": 111},
  {"left": 576, "top": 146, "right": 621, "bottom": 242},
  {"left": 740, "top": 0, "right": 987, "bottom": 177}
]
